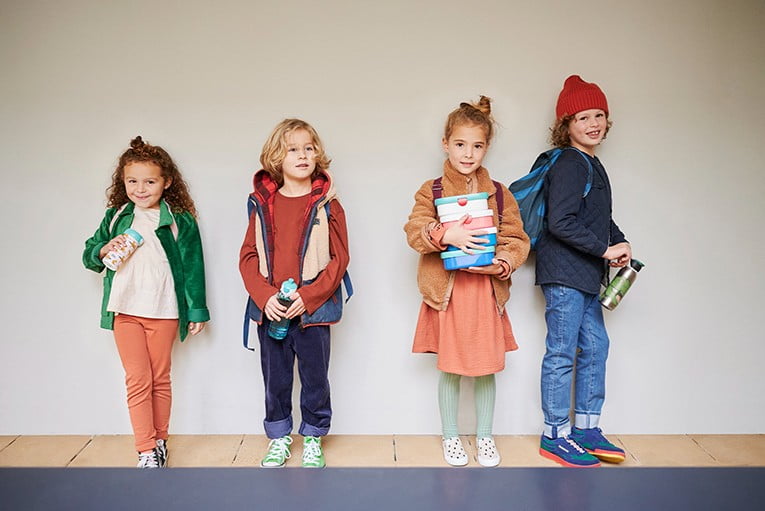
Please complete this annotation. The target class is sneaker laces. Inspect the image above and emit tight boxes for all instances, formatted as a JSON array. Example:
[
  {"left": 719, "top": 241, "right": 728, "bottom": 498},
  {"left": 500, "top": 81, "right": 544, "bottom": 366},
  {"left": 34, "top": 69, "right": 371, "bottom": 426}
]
[
  {"left": 137, "top": 450, "right": 159, "bottom": 468},
  {"left": 264, "top": 436, "right": 293, "bottom": 462},
  {"left": 563, "top": 436, "right": 587, "bottom": 454},
  {"left": 302, "top": 437, "right": 323, "bottom": 464}
]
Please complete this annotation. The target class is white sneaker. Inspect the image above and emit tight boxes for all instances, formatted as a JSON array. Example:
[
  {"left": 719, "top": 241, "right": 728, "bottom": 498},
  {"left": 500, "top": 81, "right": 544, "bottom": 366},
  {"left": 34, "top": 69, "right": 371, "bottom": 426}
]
[
  {"left": 137, "top": 450, "right": 160, "bottom": 468},
  {"left": 476, "top": 436, "right": 501, "bottom": 467},
  {"left": 442, "top": 436, "right": 468, "bottom": 466}
]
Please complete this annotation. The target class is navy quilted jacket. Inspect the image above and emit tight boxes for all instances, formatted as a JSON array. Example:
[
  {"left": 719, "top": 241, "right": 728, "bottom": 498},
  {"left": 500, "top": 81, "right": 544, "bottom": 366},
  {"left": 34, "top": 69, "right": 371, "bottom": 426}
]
[{"left": 535, "top": 150, "right": 627, "bottom": 295}]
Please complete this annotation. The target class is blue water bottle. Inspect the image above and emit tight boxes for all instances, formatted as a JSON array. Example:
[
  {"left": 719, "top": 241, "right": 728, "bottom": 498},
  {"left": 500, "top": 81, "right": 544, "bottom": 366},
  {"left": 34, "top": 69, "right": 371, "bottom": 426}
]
[{"left": 267, "top": 278, "right": 298, "bottom": 340}]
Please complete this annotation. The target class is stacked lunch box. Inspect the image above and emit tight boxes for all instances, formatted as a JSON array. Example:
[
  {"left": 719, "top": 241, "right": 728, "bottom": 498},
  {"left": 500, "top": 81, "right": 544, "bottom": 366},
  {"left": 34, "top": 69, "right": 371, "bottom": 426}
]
[{"left": 435, "top": 192, "right": 497, "bottom": 270}]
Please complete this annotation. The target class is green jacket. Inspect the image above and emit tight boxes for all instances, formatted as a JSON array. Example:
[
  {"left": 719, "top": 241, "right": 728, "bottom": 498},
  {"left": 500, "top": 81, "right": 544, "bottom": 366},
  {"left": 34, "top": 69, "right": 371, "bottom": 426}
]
[{"left": 82, "top": 200, "right": 209, "bottom": 341}]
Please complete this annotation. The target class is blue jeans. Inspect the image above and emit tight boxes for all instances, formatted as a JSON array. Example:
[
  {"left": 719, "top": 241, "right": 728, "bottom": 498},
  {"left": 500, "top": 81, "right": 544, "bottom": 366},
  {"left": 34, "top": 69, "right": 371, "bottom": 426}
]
[
  {"left": 257, "top": 320, "right": 332, "bottom": 439},
  {"left": 540, "top": 284, "right": 610, "bottom": 438}
]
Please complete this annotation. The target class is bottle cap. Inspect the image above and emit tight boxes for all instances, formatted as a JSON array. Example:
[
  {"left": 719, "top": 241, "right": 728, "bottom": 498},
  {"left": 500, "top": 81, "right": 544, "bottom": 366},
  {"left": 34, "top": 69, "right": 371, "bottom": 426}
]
[
  {"left": 280, "top": 278, "right": 298, "bottom": 295},
  {"left": 630, "top": 259, "right": 645, "bottom": 271},
  {"left": 124, "top": 228, "right": 144, "bottom": 244}
]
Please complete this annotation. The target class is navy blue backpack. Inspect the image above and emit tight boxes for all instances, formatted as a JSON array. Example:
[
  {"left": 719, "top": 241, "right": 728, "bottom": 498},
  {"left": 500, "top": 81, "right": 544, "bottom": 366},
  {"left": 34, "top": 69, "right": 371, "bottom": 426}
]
[{"left": 509, "top": 147, "right": 593, "bottom": 249}]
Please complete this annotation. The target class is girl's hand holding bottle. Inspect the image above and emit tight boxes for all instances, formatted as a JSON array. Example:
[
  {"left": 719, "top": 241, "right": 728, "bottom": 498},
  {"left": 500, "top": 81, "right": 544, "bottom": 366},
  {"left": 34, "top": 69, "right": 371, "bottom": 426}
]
[
  {"left": 441, "top": 214, "right": 489, "bottom": 254},
  {"left": 99, "top": 234, "right": 128, "bottom": 259}
]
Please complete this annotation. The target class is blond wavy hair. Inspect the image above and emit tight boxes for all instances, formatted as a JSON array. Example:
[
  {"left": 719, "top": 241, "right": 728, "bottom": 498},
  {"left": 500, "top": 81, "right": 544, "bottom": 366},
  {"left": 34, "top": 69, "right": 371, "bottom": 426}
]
[{"left": 260, "top": 119, "right": 331, "bottom": 187}]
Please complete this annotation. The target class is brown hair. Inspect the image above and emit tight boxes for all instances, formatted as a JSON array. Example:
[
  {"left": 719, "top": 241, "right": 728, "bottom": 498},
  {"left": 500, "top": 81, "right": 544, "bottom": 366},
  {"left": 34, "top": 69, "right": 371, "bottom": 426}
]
[
  {"left": 260, "top": 119, "right": 331, "bottom": 187},
  {"left": 106, "top": 136, "right": 197, "bottom": 216},
  {"left": 549, "top": 114, "right": 613, "bottom": 148},
  {"left": 444, "top": 95, "right": 495, "bottom": 143}
]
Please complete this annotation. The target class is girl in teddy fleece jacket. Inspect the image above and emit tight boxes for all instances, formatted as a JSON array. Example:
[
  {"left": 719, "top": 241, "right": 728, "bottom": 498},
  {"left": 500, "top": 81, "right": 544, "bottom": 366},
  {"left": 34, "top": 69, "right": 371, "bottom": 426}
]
[{"left": 405, "top": 97, "right": 529, "bottom": 467}]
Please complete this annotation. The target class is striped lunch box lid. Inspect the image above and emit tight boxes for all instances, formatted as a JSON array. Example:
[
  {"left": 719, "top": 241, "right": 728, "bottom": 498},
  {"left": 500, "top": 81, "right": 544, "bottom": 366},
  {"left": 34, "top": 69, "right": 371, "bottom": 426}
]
[
  {"left": 434, "top": 192, "right": 489, "bottom": 207},
  {"left": 440, "top": 245, "right": 496, "bottom": 259}
]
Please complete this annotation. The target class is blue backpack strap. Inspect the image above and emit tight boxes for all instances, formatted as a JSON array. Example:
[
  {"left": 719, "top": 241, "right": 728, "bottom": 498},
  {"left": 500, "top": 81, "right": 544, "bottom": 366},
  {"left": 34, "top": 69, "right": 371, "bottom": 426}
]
[
  {"left": 242, "top": 195, "right": 261, "bottom": 351},
  {"left": 243, "top": 299, "right": 257, "bottom": 350},
  {"left": 566, "top": 147, "right": 594, "bottom": 197}
]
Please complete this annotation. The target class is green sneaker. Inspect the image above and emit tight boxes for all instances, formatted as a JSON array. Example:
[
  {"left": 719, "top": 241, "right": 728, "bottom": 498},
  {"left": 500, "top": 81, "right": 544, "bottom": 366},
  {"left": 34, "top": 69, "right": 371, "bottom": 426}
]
[
  {"left": 539, "top": 434, "right": 601, "bottom": 468},
  {"left": 301, "top": 436, "right": 326, "bottom": 468},
  {"left": 570, "top": 427, "right": 626, "bottom": 463},
  {"left": 261, "top": 435, "right": 293, "bottom": 468}
]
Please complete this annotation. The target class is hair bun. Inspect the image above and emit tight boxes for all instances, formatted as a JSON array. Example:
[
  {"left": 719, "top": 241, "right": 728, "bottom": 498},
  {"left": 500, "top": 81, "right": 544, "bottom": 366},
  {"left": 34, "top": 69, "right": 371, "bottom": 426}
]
[
  {"left": 130, "top": 136, "right": 144, "bottom": 149},
  {"left": 475, "top": 95, "right": 492, "bottom": 115}
]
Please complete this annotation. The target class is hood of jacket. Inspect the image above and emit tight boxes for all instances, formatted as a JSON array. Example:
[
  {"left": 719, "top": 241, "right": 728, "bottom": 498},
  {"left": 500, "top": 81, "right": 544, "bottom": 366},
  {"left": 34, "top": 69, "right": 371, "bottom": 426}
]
[{"left": 250, "top": 167, "right": 337, "bottom": 210}]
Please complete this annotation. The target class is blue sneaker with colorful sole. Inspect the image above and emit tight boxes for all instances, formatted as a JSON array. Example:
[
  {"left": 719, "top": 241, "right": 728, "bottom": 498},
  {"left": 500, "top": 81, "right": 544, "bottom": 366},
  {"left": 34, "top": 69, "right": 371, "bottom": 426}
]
[
  {"left": 570, "top": 427, "right": 626, "bottom": 463},
  {"left": 539, "top": 435, "right": 601, "bottom": 468}
]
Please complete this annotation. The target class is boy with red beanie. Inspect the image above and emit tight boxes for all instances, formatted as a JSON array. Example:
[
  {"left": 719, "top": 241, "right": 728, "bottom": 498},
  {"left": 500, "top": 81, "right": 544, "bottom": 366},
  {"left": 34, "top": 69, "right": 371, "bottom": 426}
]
[{"left": 536, "top": 75, "right": 632, "bottom": 467}]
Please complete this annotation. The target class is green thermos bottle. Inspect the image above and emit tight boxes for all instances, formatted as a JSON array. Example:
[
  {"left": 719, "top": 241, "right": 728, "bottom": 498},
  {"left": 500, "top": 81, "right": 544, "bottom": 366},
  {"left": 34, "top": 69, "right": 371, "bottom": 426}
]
[{"left": 600, "top": 259, "right": 644, "bottom": 310}]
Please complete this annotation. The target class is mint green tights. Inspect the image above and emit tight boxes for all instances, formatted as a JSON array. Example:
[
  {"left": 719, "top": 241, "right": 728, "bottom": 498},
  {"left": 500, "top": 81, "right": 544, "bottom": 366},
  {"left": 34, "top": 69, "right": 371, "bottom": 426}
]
[{"left": 438, "top": 371, "right": 495, "bottom": 438}]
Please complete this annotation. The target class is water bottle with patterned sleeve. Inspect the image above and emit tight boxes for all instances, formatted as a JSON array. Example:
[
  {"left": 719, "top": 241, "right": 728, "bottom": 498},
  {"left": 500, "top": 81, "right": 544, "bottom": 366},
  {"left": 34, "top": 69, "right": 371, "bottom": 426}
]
[{"left": 102, "top": 228, "right": 144, "bottom": 271}]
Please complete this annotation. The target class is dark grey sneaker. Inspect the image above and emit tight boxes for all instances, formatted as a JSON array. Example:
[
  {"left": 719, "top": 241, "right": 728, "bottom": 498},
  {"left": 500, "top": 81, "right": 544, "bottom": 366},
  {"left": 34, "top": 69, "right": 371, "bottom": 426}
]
[{"left": 156, "top": 439, "right": 168, "bottom": 468}]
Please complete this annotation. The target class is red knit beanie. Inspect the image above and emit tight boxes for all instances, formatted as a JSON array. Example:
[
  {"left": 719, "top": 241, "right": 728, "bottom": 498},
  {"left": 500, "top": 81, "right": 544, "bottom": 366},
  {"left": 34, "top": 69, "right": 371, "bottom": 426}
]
[{"left": 555, "top": 75, "right": 609, "bottom": 119}]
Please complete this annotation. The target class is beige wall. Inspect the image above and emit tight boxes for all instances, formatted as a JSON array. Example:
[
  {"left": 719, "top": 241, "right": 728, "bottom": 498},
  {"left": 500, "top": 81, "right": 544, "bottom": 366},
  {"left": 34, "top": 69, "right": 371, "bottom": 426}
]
[{"left": 1, "top": 0, "right": 763, "bottom": 434}]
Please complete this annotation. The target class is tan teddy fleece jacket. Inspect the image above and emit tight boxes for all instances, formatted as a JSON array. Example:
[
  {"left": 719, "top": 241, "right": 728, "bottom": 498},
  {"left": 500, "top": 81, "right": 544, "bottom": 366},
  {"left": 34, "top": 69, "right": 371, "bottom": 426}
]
[{"left": 404, "top": 160, "right": 530, "bottom": 312}]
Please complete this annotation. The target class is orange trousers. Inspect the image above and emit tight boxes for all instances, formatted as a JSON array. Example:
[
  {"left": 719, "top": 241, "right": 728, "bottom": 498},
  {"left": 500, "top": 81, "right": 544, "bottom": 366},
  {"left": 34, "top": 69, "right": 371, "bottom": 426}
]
[{"left": 113, "top": 314, "right": 178, "bottom": 452}]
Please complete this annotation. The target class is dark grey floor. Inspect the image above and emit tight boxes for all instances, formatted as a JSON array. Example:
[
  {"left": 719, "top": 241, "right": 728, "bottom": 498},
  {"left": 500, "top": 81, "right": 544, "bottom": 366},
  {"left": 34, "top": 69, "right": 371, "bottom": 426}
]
[{"left": 2, "top": 467, "right": 764, "bottom": 511}]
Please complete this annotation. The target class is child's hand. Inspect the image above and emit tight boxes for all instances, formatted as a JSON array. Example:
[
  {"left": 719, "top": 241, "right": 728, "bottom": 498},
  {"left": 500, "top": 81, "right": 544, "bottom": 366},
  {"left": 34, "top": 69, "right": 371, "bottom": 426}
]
[
  {"left": 264, "top": 294, "right": 289, "bottom": 321},
  {"left": 99, "top": 234, "right": 128, "bottom": 259},
  {"left": 284, "top": 291, "right": 306, "bottom": 319},
  {"left": 441, "top": 215, "right": 488, "bottom": 254},
  {"left": 461, "top": 259, "right": 505, "bottom": 276},
  {"left": 188, "top": 322, "right": 206, "bottom": 336},
  {"left": 603, "top": 242, "right": 632, "bottom": 267}
]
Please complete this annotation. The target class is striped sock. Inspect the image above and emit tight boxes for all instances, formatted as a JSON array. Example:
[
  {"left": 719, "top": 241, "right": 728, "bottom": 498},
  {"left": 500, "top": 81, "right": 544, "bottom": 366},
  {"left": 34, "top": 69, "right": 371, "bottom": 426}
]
[
  {"left": 438, "top": 372, "right": 461, "bottom": 438},
  {"left": 475, "top": 374, "right": 496, "bottom": 438}
]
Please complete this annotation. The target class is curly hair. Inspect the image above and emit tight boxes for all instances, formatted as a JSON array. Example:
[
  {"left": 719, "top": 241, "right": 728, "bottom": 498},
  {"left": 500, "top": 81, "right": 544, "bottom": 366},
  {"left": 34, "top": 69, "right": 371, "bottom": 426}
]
[
  {"left": 260, "top": 119, "right": 331, "bottom": 187},
  {"left": 549, "top": 114, "right": 613, "bottom": 148},
  {"left": 106, "top": 136, "right": 197, "bottom": 217},
  {"left": 444, "top": 95, "right": 495, "bottom": 143}
]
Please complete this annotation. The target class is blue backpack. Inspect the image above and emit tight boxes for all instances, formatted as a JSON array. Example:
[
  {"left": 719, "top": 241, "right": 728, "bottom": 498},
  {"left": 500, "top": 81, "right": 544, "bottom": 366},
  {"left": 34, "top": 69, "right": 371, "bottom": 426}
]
[{"left": 509, "top": 147, "right": 593, "bottom": 249}]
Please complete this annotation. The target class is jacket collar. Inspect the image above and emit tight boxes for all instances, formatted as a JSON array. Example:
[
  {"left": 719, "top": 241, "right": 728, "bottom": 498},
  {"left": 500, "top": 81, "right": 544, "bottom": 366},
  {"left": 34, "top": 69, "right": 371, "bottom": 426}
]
[
  {"left": 441, "top": 159, "right": 496, "bottom": 196},
  {"left": 251, "top": 168, "right": 336, "bottom": 208},
  {"left": 115, "top": 200, "right": 176, "bottom": 228}
]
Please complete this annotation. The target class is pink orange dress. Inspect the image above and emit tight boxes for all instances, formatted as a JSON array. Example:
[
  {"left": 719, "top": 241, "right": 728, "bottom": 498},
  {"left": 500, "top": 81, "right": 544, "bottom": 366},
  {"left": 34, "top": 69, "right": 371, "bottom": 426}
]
[{"left": 412, "top": 270, "right": 518, "bottom": 377}]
